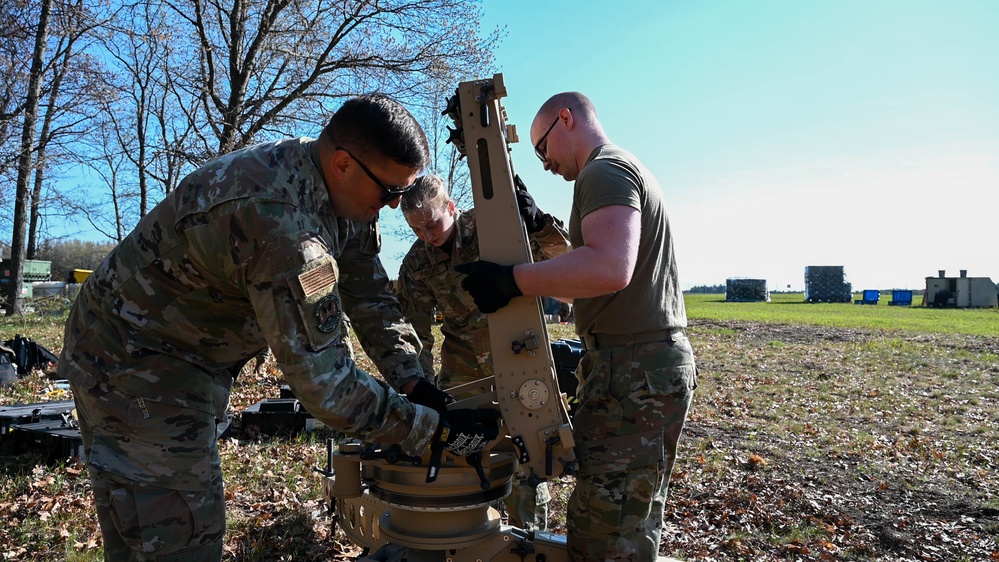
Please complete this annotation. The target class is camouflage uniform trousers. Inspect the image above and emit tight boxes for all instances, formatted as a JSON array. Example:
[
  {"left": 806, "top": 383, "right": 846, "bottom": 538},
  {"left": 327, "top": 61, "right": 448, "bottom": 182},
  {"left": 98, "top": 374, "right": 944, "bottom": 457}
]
[
  {"left": 439, "top": 368, "right": 551, "bottom": 532},
  {"left": 71, "top": 382, "right": 226, "bottom": 561},
  {"left": 567, "top": 334, "right": 697, "bottom": 562}
]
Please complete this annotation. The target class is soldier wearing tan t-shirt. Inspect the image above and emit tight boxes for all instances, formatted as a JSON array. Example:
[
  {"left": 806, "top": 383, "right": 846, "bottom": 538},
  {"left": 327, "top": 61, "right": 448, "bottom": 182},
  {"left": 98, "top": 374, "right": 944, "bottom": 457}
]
[{"left": 456, "top": 91, "right": 698, "bottom": 562}]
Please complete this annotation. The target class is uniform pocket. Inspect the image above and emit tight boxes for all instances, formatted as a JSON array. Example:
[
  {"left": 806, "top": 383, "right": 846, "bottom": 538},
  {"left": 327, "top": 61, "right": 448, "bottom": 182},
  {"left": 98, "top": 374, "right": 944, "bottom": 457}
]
[
  {"left": 575, "top": 428, "right": 664, "bottom": 475},
  {"left": 107, "top": 479, "right": 224, "bottom": 556},
  {"left": 82, "top": 388, "right": 219, "bottom": 492},
  {"left": 642, "top": 337, "right": 698, "bottom": 396},
  {"left": 645, "top": 363, "right": 697, "bottom": 396}
]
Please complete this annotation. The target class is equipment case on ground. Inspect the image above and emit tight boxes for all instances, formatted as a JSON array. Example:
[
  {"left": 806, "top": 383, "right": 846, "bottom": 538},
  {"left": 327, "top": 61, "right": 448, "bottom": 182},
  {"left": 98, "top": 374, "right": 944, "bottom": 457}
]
[
  {"left": 9, "top": 417, "right": 85, "bottom": 462},
  {"left": 0, "top": 399, "right": 76, "bottom": 438},
  {"left": 241, "top": 398, "right": 319, "bottom": 436}
]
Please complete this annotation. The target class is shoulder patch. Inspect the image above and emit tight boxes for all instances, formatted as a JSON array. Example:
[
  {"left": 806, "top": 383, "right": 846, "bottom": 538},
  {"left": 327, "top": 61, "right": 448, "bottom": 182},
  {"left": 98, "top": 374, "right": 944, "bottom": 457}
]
[
  {"left": 298, "top": 259, "right": 338, "bottom": 297},
  {"left": 289, "top": 256, "right": 342, "bottom": 350},
  {"left": 315, "top": 294, "right": 342, "bottom": 333}
]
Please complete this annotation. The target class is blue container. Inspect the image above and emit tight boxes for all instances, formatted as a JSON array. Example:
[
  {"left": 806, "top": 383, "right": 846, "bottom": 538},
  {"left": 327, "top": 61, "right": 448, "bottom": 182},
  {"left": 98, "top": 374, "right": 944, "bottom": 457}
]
[{"left": 889, "top": 290, "right": 913, "bottom": 306}]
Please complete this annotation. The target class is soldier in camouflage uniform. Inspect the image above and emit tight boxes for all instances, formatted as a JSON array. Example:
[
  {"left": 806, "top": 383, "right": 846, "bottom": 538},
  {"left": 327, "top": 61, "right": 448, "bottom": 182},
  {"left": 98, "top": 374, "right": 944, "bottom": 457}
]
[
  {"left": 59, "top": 95, "right": 497, "bottom": 561},
  {"left": 396, "top": 175, "right": 570, "bottom": 388},
  {"left": 395, "top": 175, "right": 569, "bottom": 531},
  {"left": 456, "top": 92, "right": 698, "bottom": 561}
]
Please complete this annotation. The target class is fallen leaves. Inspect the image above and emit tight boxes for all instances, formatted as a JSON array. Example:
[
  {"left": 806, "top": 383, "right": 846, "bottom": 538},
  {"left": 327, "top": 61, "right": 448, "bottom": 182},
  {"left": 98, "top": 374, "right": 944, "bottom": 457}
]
[
  {"left": 747, "top": 453, "right": 767, "bottom": 469},
  {"left": 3, "top": 319, "right": 998, "bottom": 560},
  {"left": 657, "top": 319, "right": 999, "bottom": 561}
]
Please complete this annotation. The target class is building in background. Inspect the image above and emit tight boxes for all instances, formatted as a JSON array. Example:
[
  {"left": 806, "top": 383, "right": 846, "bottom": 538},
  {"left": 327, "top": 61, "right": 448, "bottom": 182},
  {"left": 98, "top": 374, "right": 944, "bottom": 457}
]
[{"left": 924, "top": 270, "right": 997, "bottom": 308}]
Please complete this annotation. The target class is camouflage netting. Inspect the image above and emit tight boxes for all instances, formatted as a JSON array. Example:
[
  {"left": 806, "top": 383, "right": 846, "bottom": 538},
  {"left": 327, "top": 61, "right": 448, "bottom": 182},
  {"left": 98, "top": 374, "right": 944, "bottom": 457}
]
[
  {"left": 725, "top": 278, "right": 770, "bottom": 302},
  {"left": 804, "top": 265, "right": 852, "bottom": 303}
]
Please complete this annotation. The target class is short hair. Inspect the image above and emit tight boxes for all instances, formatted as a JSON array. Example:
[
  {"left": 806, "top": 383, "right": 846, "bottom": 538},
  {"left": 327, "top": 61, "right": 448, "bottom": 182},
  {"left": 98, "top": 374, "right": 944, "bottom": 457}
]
[
  {"left": 537, "top": 91, "right": 597, "bottom": 124},
  {"left": 400, "top": 175, "right": 450, "bottom": 214},
  {"left": 321, "top": 94, "right": 430, "bottom": 169}
]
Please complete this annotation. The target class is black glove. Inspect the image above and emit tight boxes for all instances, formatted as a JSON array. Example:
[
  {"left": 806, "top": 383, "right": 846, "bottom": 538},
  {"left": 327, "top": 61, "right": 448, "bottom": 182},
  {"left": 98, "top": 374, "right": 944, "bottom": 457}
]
[
  {"left": 406, "top": 378, "right": 455, "bottom": 412},
  {"left": 514, "top": 175, "right": 546, "bottom": 234},
  {"left": 434, "top": 408, "right": 502, "bottom": 456},
  {"left": 454, "top": 261, "right": 522, "bottom": 314},
  {"left": 425, "top": 408, "right": 502, "bottom": 483}
]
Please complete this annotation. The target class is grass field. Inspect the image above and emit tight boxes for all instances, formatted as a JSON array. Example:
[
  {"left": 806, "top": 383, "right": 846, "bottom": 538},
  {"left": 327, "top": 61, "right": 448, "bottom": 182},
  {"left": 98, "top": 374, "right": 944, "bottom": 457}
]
[
  {"left": 1, "top": 294, "right": 996, "bottom": 560},
  {"left": 687, "top": 292, "right": 998, "bottom": 337}
]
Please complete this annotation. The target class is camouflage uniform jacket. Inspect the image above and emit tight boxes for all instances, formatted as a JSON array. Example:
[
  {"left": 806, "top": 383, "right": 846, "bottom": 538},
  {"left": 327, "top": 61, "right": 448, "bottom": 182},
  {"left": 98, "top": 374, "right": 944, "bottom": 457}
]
[
  {"left": 396, "top": 209, "right": 569, "bottom": 384},
  {"left": 58, "top": 138, "right": 437, "bottom": 456}
]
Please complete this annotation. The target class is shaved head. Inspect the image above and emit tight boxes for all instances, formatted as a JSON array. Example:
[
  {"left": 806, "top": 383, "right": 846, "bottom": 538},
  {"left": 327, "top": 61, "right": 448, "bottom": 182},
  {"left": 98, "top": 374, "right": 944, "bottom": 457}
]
[{"left": 537, "top": 92, "right": 598, "bottom": 124}]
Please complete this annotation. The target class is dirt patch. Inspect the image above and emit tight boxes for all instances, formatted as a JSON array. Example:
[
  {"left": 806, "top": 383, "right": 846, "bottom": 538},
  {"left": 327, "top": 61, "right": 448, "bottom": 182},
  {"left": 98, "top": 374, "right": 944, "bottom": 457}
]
[{"left": 659, "top": 319, "right": 999, "bottom": 561}]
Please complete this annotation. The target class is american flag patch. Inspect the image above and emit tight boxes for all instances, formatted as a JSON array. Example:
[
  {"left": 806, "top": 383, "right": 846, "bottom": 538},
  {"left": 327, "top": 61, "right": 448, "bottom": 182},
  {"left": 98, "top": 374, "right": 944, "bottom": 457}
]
[{"left": 298, "top": 260, "right": 337, "bottom": 297}]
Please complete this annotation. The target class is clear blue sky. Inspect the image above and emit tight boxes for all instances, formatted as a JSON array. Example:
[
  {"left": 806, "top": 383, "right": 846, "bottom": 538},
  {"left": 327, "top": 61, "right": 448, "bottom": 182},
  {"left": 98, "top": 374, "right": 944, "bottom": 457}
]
[{"left": 383, "top": 0, "right": 999, "bottom": 291}]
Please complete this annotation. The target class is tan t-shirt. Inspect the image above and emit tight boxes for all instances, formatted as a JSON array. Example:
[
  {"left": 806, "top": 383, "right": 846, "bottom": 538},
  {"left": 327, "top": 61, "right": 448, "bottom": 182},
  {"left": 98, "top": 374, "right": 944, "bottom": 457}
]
[{"left": 569, "top": 144, "right": 687, "bottom": 338}]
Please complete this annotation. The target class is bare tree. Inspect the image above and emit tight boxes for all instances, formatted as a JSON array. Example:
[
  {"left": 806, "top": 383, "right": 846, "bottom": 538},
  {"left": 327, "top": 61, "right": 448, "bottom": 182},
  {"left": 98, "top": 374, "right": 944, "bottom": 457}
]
[
  {"left": 6, "top": 0, "right": 500, "bottom": 281},
  {"left": 91, "top": 1, "right": 199, "bottom": 227},
  {"left": 165, "top": 0, "right": 500, "bottom": 155},
  {"left": 35, "top": 238, "right": 117, "bottom": 278},
  {"left": 150, "top": 41, "right": 203, "bottom": 197},
  {"left": 4, "top": 0, "right": 110, "bottom": 314},
  {"left": 67, "top": 2, "right": 206, "bottom": 238},
  {"left": 6, "top": 0, "right": 52, "bottom": 315},
  {"left": 70, "top": 103, "right": 139, "bottom": 242},
  {"left": 28, "top": 0, "right": 99, "bottom": 257},
  {"left": 0, "top": 0, "right": 36, "bottom": 234},
  {"left": 71, "top": 0, "right": 498, "bottom": 243}
]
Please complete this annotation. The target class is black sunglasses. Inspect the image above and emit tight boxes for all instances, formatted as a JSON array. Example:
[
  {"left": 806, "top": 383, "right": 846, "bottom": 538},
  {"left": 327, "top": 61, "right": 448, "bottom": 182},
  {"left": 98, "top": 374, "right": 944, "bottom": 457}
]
[
  {"left": 533, "top": 114, "right": 560, "bottom": 163},
  {"left": 336, "top": 146, "right": 417, "bottom": 203}
]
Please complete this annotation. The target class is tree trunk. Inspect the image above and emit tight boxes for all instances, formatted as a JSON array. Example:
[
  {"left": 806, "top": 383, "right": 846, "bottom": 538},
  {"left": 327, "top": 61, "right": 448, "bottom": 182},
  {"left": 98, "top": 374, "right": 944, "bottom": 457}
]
[
  {"left": 6, "top": 0, "right": 51, "bottom": 315},
  {"left": 28, "top": 23, "right": 74, "bottom": 259}
]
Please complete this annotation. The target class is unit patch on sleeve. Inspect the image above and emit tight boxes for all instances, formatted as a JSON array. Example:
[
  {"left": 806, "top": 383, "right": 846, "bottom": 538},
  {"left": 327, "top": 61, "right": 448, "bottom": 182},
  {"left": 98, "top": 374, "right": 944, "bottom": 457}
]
[
  {"left": 315, "top": 294, "right": 341, "bottom": 333},
  {"left": 290, "top": 256, "right": 342, "bottom": 350}
]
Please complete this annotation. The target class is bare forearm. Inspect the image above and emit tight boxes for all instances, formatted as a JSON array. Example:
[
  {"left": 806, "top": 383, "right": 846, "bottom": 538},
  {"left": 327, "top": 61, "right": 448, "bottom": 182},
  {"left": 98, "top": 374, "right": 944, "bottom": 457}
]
[{"left": 512, "top": 246, "right": 630, "bottom": 300}]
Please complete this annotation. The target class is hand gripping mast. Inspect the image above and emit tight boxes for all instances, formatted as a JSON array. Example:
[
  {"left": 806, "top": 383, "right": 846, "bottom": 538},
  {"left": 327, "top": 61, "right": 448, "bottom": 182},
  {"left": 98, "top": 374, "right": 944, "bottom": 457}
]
[
  {"left": 443, "top": 74, "right": 576, "bottom": 481},
  {"left": 320, "top": 74, "right": 576, "bottom": 562}
]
